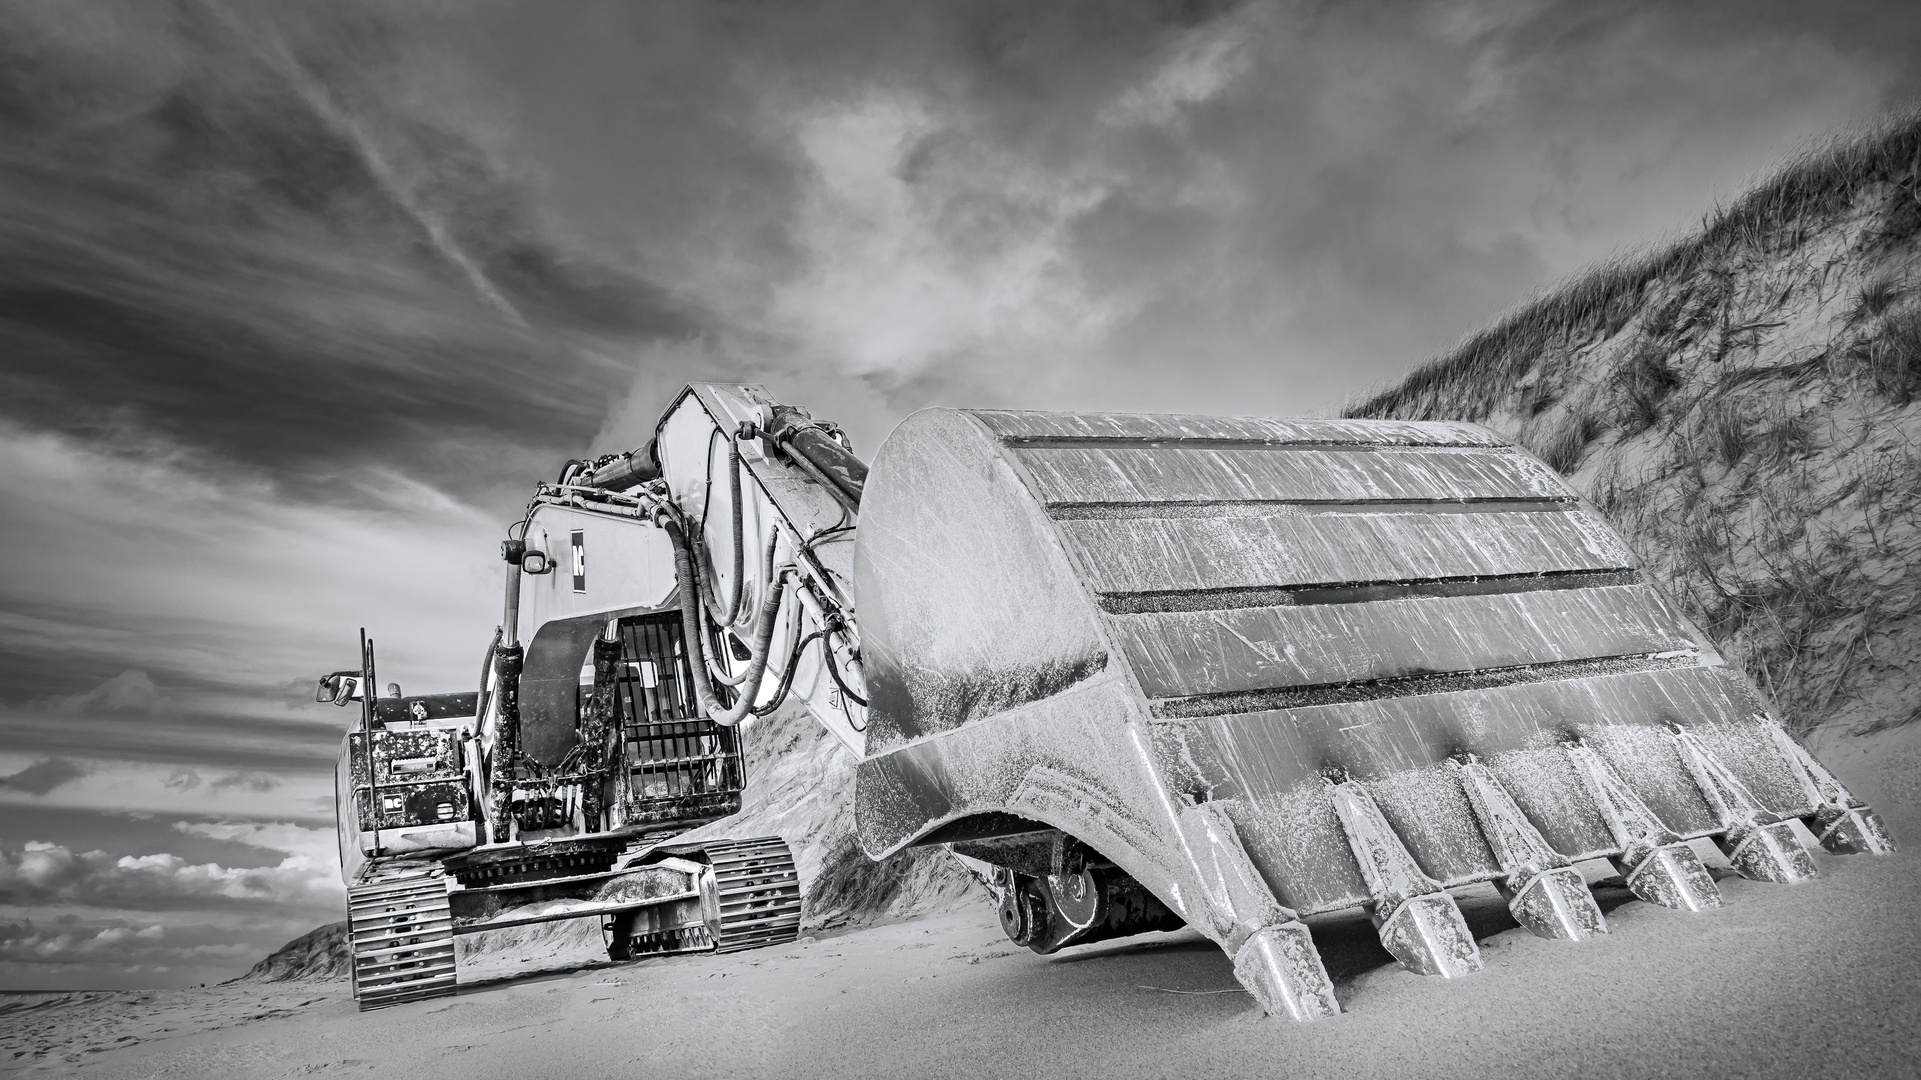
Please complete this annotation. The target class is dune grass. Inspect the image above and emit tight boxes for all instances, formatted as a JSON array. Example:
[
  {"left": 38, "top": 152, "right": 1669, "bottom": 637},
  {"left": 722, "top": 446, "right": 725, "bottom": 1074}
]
[{"left": 1345, "top": 111, "right": 1921, "bottom": 424}]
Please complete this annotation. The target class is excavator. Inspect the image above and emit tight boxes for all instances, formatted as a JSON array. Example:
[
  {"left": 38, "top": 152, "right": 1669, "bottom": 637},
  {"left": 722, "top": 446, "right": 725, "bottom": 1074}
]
[{"left": 317, "top": 382, "right": 1896, "bottom": 1016}]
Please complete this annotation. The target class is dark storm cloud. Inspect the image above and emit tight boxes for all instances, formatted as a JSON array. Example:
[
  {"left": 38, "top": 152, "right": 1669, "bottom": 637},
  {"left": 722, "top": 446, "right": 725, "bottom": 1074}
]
[
  {"left": 0, "top": 661, "right": 343, "bottom": 774},
  {"left": 439, "top": 0, "right": 1921, "bottom": 438},
  {"left": 8, "top": 0, "right": 1919, "bottom": 491},
  {"left": 0, "top": 0, "right": 697, "bottom": 504},
  {"left": 0, "top": 759, "right": 88, "bottom": 797}
]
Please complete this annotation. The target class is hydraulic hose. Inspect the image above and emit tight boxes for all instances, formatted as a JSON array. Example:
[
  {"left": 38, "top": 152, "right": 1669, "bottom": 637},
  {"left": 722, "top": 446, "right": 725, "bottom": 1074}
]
[
  {"left": 751, "top": 627, "right": 827, "bottom": 719},
  {"left": 705, "top": 525, "right": 780, "bottom": 688},
  {"left": 824, "top": 629, "right": 870, "bottom": 709},
  {"left": 695, "top": 433, "right": 748, "bottom": 629},
  {"left": 657, "top": 507, "right": 792, "bottom": 728}
]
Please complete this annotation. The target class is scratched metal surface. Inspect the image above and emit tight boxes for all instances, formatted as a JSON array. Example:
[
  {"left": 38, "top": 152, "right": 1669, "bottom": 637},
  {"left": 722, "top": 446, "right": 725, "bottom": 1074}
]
[
  {"left": 968, "top": 409, "right": 1506, "bottom": 447},
  {"left": 1015, "top": 445, "right": 1568, "bottom": 506},
  {"left": 1172, "top": 667, "right": 1800, "bottom": 913},
  {"left": 853, "top": 408, "right": 1108, "bottom": 755},
  {"left": 1051, "top": 510, "right": 1634, "bottom": 594},
  {"left": 1108, "top": 584, "right": 1698, "bottom": 700}
]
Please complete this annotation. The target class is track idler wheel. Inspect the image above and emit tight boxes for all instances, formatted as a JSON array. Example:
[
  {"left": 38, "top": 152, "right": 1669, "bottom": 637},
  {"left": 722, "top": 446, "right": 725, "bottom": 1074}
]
[
  {"left": 997, "top": 864, "right": 1182, "bottom": 955},
  {"left": 705, "top": 837, "right": 803, "bottom": 953}
]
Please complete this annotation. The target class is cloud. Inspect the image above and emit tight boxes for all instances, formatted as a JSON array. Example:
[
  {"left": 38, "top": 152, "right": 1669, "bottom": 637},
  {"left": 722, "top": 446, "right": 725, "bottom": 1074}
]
[
  {"left": 0, "top": 820, "right": 344, "bottom": 986},
  {"left": 0, "top": 918, "right": 169, "bottom": 963},
  {"left": 0, "top": 758, "right": 88, "bottom": 796},
  {"left": 0, "top": 758, "right": 333, "bottom": 825},
  {"left": 425, "top": 0, "right": 1919, "bottom": 434},
  {"left": 0, "top": 0, "right": 698, "bottom": 507},
  {"left": 0, "top": 835, "right": 343, "bottom": 914},
  {"left": 8, "top": 1, "right": 1921, "bottom": 481},
  {"left": 46, "top": 670, "right": 164, "bottom": 715},
  {"left": 0, "top": 423, "right": 500, "bottom": 732},
  {"left": 174, "top": 820, "right": 339, "bottom": 865},
  {"left": 0, "top": 916, "right": 262, "bottom": 984},
  {"left": 163, "top": 769, "right": 202, "bottom": 792},
  {"left": 208, "top": 772, "right": 282, "bottom": 794}
]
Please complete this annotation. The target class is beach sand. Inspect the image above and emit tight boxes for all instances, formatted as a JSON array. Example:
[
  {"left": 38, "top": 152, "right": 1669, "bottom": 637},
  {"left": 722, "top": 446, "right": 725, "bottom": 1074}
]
[
  {"left": 9, "top": 729, "right": 1918, "bottom": 1079},
  {"left": 7, "top": 825, "right": 1918, "bottom": 1078}
]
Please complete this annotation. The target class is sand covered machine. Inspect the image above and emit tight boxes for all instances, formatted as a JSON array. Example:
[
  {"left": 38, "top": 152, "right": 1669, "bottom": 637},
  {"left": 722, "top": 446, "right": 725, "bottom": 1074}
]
[
  {"left": 850, "top": 407, "right": 1896, "bottom": 1018},
  {"left": 320, "top": 383, "right": 1893, "bottom": 1017}
]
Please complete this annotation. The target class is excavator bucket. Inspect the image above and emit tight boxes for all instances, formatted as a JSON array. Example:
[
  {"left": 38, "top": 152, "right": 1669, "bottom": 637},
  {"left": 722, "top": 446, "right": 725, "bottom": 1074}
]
[{"left": 849, "top": 409, "right": 1894, "bottom": 1019}]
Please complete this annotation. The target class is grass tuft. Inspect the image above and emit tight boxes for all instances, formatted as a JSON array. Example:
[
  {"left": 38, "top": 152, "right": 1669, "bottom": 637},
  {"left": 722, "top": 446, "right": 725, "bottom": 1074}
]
[
  {"left": 1836, "top": 307, "right": 1921, "bottom": 404},
  {"left": 1527, "top": 411, "right": 1607, "bottom": 474},
  {"left": 1702, "top": 399, "right": 1749, "bottom": 468},
  {"left": 1857, "top": 275, "right": 1906, "bottom": 319},
  {"left": 1615, "top": 346, "right": 1684, "bottom": 434}
]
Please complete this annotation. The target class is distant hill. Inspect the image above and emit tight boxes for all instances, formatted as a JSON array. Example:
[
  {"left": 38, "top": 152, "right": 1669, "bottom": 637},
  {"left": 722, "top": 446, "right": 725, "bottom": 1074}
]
[
  {"left": 241, "top": 921, "right": 349, "bottom": 983},
  {"left": 1347, "top": 112, "right": 1921, "bottom": 773}
]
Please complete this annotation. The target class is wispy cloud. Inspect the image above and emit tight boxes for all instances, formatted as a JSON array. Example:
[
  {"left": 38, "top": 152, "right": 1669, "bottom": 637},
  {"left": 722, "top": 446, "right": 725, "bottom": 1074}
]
[{"left": 0, "top": 758, "right": 333, "bottom": 824}]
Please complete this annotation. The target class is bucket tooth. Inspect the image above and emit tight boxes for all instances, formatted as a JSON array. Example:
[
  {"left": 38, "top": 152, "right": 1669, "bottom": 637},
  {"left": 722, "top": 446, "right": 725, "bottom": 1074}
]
[
  {"left": 1618, "top": 842, "right": 1721, "bottom": 911},
  {"left": 1766, "top": 724, "right": 1898, "bottom": 856},
  {"left": 1329, "top": 780, "right": 1483, "bottom": 978},
  {"left": 1451, "top": 759, "right": 1605, "bottom": 940},
  {"left": 1671, "top": 727, "right": 1817, "bottom": 884},
  {"left": 1232, "top": 922, "right": 1343, "bottom": 1021},
  {"left": 1722, "top": 819, "right": 1818, "bottom": 883},
  {"left": 1567, "top": 742, "right": 1724, "bottom": 910},
  {"left": 1506, "top": 865, "right": 1607, "bottom": 940},
  {"left": 1180, "top": 802, "right": 1341, "bottom": 1019},
  {"left": 1374, "top": 894, "right": 1483, "bottom": 978},
  {"left": 1813, "top": 806, "right": 1897, "bottom": 856}
]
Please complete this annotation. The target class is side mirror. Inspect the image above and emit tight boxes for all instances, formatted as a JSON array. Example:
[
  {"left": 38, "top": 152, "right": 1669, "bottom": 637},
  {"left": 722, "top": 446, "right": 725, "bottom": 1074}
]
[
  {"left": 520, "top": 548, "right": 554, "bottom": 575},
  {"left": 315, "top": 671, "right": 360, "bottom": 705}
]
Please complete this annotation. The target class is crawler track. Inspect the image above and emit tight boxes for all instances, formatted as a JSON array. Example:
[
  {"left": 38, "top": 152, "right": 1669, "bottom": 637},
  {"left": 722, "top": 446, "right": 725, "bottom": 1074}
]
[
  {"left": 707, "top": 837, "right": 802, "bottom": 952},
  {"left": 348, "top": 864, "right": 456, "bottom": 1011}
]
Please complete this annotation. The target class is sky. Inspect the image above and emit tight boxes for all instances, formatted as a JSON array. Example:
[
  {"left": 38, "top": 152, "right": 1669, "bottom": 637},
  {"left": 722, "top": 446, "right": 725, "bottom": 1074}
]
[{"left": 2, "top": 0, "right": 1918, "bottom": 990}]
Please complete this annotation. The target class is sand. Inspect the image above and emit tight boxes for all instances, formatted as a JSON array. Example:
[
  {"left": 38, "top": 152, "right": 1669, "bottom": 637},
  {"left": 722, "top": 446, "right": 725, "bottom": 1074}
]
[
  {"left": 10, "top": 720, "right": 1919, "bottom": 1079},
  {"left": 6, "top": 808, "right": 1918, "bottom": 1079}
]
